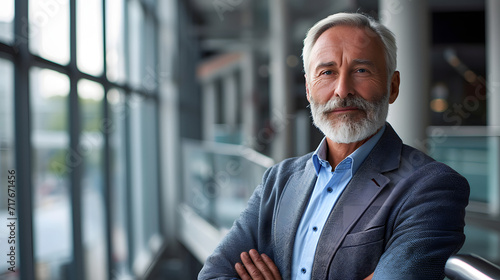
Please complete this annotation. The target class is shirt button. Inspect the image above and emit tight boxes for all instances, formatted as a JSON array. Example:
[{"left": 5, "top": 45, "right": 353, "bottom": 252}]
[
  {"left": 312, "top": 226, "right": 318, "bottom": 232},
  {"left": 327, "top": 187, "right": 333, "bottom": 193},
  {"left": 301, "top": 268, "right": 306, "bottom": 274}
]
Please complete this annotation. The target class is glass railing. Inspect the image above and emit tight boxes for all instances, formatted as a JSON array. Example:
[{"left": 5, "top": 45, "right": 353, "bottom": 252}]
[
  {"left": 179, "top": 140, "right": 274, "bottom": 263},
  {"left": 427, "top": 134, "right": 489, "bottom": 204},
  {"left": 427, "top": 126, "right": 500, "bottom": 212},
  {"left": 427, "top": 126, "right": 500, "bottom": 266},
  {"left": 181, "top": 139, "right": 274, "bottom": 230}
]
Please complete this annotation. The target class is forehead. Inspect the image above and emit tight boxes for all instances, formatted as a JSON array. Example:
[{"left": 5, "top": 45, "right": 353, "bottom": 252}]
[{"left": 310, "top": 25, "right": 385, "bottom": 67}]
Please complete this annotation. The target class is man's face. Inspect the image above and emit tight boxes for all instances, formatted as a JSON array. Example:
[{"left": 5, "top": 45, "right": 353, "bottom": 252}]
[{"left": 305, "top": 25, "right": 399, "bottom": 143}]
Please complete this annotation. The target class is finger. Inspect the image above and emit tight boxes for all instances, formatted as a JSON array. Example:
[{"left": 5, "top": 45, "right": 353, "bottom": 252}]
[
  {"left": 248, "top": 249, "right": 275, "bottom": 279},
  {"left": 261, "top": 253, "right": 282, "bottom": 280},
  {"left": 363, "top": 272, "right": 374, "bottom": 280},
  {"left": 240, "top": 251, "right": 264, "bottom": 280},
  {"left": 235, "top": 262, "right": 252, "bottom": 280}
]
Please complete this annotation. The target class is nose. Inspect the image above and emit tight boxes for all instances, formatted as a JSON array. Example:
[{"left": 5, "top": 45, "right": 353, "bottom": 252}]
[{"left": 333, "top": 72, "right": 353, "bottom": 99}]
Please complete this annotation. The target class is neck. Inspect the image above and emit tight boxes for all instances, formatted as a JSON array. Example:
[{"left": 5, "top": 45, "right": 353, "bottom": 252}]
[
  {"left": 325, "top": 130, "right": 379, "bottom": 168},
  {"left": 325, "top": 138, "right": 367, "bottom": 168}
]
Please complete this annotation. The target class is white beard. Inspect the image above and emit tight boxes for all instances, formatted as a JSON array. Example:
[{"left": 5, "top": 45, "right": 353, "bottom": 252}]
[{"left": 310, "top": 93, "right": 389, "bottom": 144}]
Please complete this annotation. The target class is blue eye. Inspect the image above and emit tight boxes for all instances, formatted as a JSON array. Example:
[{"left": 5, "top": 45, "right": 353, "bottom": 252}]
[
  {"left": 356, "top": 68, "right": 367, "bottom": 73},
  {"left": 322, "top": 70, "right": 332, "bottom": 75}
]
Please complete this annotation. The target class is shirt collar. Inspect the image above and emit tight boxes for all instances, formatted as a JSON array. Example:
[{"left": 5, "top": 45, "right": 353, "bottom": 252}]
[{"left": 312, "top": 124, "right": 386, "bottom": 175}]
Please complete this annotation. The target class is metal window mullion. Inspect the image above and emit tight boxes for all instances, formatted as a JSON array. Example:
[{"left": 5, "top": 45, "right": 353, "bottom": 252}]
[
  {"left": 154, "top": 99, "right": 164, "bottom": 235},
  {"left": 102, "top": 95, "right": 113, "bottom": 280},
  {"left": 151, "top": 8, "right": 165, "bottom": 237},
  {"left": 139, "top": 3, "right": 151, "bottom": 263},
  {"left": 69, "top": 0, "right": 84, "bottom": 279},
  {"left": 14, "top": 0, "right": 35, "bottom": 279},
  {"left": 0, "top": 42, "right": 16, "bottom": 57},
  {"left": 124, "top": 93, "right": 135, "bottom": 274},
  {"left": 123, "top": 0, "right": 136, "bottom": 273},
  {"left": 31, "top": 54, "right": 70, "bottom": 75},
  {"left": 101, "top": 0, "right": 115, "bottom": 278}
]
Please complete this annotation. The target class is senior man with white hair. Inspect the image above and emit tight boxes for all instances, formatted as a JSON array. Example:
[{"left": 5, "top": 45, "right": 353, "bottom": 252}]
[{"left": 198, "top": 12, "right": 469, "bottom": 280}]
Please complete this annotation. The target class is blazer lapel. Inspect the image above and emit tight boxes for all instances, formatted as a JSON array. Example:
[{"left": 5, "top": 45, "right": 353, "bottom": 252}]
[
  {"left": 274, "top": 159, "right": 317, "bottom": 279},
  {"left": 311, "top": 168, "right": 389, "bottom": 278}
]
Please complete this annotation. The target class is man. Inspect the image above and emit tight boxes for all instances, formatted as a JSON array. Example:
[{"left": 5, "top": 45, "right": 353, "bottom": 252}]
[{"left": 198, "top": 12, "right": 469, "bottom": 280}]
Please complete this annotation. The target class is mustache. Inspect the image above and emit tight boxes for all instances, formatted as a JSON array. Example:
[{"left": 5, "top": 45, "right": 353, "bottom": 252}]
[{"left": 312, "top": 95, "right": 372, "bottom": 114}]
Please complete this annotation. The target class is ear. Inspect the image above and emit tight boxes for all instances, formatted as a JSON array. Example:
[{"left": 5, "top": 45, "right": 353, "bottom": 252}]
[
  {"left": 389, "top": 71, "right": 400, "bottom": 104},
  {"left": 305, "top": 74, "right": 311, "bottom": 103}
]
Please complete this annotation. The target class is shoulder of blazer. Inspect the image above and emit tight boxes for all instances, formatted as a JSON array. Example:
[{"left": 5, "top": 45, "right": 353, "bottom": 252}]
[{"left": 263, "top": 151, "right": 314, "bottom": 182}]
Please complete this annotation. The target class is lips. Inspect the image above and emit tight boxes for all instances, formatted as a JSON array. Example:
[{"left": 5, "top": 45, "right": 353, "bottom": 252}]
[
  {"left": 325, "top": 106, "right": 360, "bottom": 114},
  {"left": 333, "top": 106, "right": 359, "bottom": 112}
]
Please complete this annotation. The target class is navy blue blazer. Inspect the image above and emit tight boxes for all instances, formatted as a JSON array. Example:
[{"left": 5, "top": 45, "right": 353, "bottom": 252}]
[{"left": 198, "top": 123, "right": 470, "bottom": 279}]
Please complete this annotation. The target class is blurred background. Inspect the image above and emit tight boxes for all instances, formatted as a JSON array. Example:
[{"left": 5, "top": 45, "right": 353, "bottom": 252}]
[{"left": 0, "top": 0, "right": 499, "bottom": 279}]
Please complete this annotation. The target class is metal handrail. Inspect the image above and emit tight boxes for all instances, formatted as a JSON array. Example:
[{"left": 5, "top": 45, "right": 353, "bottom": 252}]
[{"left": 445, "top": 254, "right": 500, "bottom": 280}]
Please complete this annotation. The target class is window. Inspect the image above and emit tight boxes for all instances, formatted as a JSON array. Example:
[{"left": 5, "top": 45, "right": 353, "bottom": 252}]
[
  {"left": 29, "top": 0, "right": 70, "bottom": 65},
  {"left": 1, "top": 0, "right": 162, "bottom": 279},
  {"left": 107, "top": 88, "right": 130, "bottom": 277},
  {"left": 128, "top": 94, "right": 161, "bottom": 274},
  {"left": 77, "top": 0, "right": 104, "bottom": 76},
  {"left": 30, "top": 67, "right": 71, "bottom": 280},
  {"left": 78, "top": 79, "right": 107, "bottom": 280},
  {"left": 106, "top": 0, "right": 127, "bottom": 83},
  {"left": 0, "top": 59, "right": 16, "bottom": 279},
  {"left": 0, "top": 0, "right": 14, "bottom": 43}
]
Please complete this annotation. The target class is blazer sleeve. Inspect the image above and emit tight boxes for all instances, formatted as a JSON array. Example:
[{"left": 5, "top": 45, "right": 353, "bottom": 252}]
[
  {"left": 197, "top": 182, "right": 264, "bottom": 280},
  {"left": 372, "top": 162, "right": 470, "bottom": 280}
]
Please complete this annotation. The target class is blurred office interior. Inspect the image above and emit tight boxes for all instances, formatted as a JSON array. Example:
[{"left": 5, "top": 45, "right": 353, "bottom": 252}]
[{"left": 0, "top": 0, "right": 499, "bottom": 279}]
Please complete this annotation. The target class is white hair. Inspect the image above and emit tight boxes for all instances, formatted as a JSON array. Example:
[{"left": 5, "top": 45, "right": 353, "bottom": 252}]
[{"left": 302, "top": 13, "right": 397, "bottom": 77}]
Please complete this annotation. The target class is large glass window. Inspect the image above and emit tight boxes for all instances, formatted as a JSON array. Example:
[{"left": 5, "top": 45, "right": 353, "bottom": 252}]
[
  {"left": 77, "top": 0, "right": 104, "bottom": 76},
  {"left": 143, "top": 16, "right": 157, "bottom": 91},
  {"left": 29, "top": 0, "right": 70, "bottom": 65},
  {"left": 0, "top": 60, "right": 14, "bottom": 162},
  {"left": 107, "top": 88, "right": 131, "bottom": 278},
  {"left": 30, "top": 67, "right": 72, "bottom": 280},
  {"left": 129, "top": 93, "right": 162, "bottom": 274},
  {"left": 128, "top": 0, "right": 144, "bottom": 89},
  {"left": 106, "top": 0, "right": 127, "bottom": 83},
  {"left": 4, "top": 0, "right": 163, "bottom": 278},
  {"left": 78, "top": 79, "right": 107, "bottom": 280},
  {"left": 0, "top": 60, "right": 16, "bottom": 279},
  {"left": 140, "top": 99, "right": 160, "bottom": 246},
  {"left": 128, "top": 93, "right": 145, "bottom": 271},
  {"left": 0, "top": 0, "right": 14, "bottom": 43}
]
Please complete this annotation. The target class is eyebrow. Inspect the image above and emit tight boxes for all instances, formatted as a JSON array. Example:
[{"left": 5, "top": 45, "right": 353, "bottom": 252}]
[
  {"left": 313, "top": 59, "right": 376, "bottom": 73},
  {"left": 314, "top": 61, "right": 337, "bottom": 72},
  {"left": 352, "top": 59, "right": 376, "bottom": 67}
]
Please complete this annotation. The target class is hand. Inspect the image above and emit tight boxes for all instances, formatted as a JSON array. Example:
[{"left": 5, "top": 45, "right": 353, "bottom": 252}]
[{"left": 235, "top": 249, "right": 282, "bottom": 280}]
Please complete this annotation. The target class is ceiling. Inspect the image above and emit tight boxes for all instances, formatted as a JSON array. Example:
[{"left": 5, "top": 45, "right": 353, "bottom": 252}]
[{"left": 185, "top": 0, "right": 486, "bottom": 57}]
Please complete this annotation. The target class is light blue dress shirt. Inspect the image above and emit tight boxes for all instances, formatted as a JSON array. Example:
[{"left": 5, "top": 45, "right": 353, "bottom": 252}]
[{"left": 291, "top": 125, "right": 386, "bottom": 279}]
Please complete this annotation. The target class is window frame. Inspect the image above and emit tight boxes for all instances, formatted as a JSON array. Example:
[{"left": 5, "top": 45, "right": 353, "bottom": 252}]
[{"left": 1, "top": 0, "right": 163, "bottom": 279}]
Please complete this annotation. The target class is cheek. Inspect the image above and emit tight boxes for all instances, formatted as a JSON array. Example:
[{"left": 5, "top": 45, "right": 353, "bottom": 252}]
[
  {"left": 354, "top": 80, "right": 387, "bottom": 101},
  {"left": 309, "top": 79, "right": 334, "bottom": 100}
]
